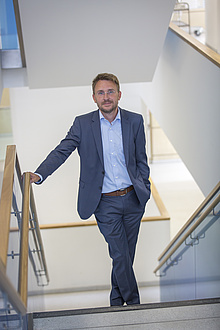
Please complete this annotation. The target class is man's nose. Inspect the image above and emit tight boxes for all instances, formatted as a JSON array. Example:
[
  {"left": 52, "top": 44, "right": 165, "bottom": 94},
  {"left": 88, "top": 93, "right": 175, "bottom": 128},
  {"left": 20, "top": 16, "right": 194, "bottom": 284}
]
[{"left": 103, "top": 92, "right": 110, "bottom": 98}]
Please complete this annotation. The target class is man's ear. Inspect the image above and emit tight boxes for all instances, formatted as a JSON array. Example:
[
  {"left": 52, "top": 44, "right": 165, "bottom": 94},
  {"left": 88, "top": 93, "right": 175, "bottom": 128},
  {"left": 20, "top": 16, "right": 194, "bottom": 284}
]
[{"left": 92, "top": 94, "right": 97, "bottom": 104}]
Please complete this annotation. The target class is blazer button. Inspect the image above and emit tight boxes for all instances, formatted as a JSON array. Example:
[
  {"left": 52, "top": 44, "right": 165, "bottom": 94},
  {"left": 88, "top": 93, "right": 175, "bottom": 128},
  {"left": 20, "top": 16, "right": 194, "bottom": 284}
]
[
  {"left": 99, "top": 186, "right": 102, "bottom": 190},
  {"left": 102, "top": 171, "right": 105, "bottom": 175}
]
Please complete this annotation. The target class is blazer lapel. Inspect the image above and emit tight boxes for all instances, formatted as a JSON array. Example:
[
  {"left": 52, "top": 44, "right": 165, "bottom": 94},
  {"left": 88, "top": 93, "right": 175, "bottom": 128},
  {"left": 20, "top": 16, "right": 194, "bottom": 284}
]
[
  {"left": 91, "top": 110, "right": 104, "bottom": 166},
  {"left": 120, "top": 109, "right": 130, "bottom": 166}
]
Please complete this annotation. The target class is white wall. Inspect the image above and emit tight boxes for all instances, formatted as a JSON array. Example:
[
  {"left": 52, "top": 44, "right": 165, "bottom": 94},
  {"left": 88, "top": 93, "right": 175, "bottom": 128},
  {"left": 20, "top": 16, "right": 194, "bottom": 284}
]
[
  {"left": 141, "top": 28, "right": 220, "bottom": 197},
  {"left": 10, "top": 83, "right": 170, "bottom": 300},
  {"left": 9, "top": 27, "right": 220, "bottom": 302},
  {"left": 206, "top": 0, "right": 220, "bottom": 53},
  {"left": 10, "top": 84, "right": 147, "bottom": 224},
  {"left": 36, "top": 221, "right": 169, "bottom": 294},
  {"left": 18, "top": 0, "right": 176, "bottom": 88}
]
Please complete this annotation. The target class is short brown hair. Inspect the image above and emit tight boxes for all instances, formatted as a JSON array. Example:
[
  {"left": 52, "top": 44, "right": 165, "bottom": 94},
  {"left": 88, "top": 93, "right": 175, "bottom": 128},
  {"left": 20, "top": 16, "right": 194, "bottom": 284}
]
[{"left": 92, "top": 73, "right": 120, "bottom": 94}]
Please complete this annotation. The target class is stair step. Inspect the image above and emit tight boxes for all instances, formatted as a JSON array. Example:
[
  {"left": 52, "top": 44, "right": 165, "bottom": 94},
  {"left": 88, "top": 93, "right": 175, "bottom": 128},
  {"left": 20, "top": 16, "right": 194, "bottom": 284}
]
[{"left": 30, "top": 298, "right": 220, "bottom": 329}]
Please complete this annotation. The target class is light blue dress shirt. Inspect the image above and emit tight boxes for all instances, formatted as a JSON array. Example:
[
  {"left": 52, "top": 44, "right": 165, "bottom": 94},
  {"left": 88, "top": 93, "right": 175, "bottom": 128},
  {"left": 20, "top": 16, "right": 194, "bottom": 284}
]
[
  {"left": 36, "top": 109, "right": 132, "bottom": 192},
  {"left": 99, "top": 109, "right": 132, "bottom": 193}
]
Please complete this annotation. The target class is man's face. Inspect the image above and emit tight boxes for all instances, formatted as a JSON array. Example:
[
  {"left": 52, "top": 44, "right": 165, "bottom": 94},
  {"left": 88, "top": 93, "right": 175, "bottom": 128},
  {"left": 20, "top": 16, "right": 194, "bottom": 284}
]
[{"left": 92, "top": 80, "right": 121, "bottom": 115}]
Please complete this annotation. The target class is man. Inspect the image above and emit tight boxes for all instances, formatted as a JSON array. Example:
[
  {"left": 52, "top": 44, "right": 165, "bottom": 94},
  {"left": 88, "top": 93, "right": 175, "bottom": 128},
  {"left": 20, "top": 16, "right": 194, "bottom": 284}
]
[{"left": 30, "top": 73, "right": 151, "bottom": 306}]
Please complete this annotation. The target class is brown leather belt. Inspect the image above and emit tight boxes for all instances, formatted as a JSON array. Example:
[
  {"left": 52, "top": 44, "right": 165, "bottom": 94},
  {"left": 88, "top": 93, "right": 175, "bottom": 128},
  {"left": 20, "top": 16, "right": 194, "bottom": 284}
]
[{"left": 103, "top": 185, "right": 134, "bottom": 197}]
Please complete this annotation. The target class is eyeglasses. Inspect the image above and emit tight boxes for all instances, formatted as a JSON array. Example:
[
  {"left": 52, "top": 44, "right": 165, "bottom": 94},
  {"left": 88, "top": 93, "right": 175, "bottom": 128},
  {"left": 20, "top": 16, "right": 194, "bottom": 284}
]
[{"left": 96, "top": 89, "right": 116, "bottom": 97}]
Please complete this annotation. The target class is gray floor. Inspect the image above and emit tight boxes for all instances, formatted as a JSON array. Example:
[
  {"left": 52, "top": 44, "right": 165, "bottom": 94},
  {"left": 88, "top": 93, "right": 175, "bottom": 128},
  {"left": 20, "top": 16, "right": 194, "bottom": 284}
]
[{"left": 32, "top": 299, "right": 220, "bottom": 330}]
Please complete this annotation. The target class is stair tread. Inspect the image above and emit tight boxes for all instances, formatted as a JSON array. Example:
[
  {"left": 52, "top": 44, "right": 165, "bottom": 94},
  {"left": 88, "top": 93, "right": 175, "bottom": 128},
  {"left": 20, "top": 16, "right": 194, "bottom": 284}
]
[{"left": 33, "top": 297, "right": 220, "bottom": 319}]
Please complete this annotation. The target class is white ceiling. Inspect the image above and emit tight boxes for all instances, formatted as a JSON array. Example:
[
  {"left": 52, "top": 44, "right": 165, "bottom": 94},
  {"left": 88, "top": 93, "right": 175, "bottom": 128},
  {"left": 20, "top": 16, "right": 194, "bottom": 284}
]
[{"left": 18, "top": 0, "right": 175, "bottom": 89}]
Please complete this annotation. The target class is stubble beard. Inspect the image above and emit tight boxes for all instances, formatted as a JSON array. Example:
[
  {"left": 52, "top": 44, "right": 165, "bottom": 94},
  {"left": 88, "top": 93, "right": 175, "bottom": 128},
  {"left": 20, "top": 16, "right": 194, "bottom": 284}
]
[{"left": 99, "top": 100, "right": 118, "bottom": 114}]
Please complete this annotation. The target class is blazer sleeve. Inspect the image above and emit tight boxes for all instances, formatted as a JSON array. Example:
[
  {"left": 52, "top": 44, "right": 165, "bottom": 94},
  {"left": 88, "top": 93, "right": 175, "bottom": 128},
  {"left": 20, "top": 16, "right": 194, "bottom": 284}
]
[
  {"left": 35, "top": 117, "right": 81, "bottom": 182},
  {"left": 135, "top": 116, "right": 151, "bottom": 192}
]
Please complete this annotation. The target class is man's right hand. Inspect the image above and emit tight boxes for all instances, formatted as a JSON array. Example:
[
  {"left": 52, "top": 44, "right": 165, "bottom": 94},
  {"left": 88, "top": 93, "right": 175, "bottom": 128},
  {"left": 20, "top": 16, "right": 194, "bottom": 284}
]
[{"left": 29, "top": 172, "right": 41, "bottom": 184}]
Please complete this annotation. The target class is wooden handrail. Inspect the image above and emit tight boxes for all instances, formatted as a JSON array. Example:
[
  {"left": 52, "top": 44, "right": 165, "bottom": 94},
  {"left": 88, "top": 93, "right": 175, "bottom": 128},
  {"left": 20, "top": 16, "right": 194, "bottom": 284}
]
[
  {"left": 148, "top": 177, "right": 170, "bottom": 220},
  {"left": 39, "top": 215, "right": 170, "bottom": 230},
  {"left": 0, "top": 145, "right": 16, "bottom": 266},
  {"left": 13, "top": 0, "right": 26, "bottom": 67},
  {"left": 158, "top": 182, "right": 220, "bottom": 261},
  {"left": 14, "top": 152, "right": 49, "bottom": 282},
  {"left": 0, "top": 146, "right": 49, "bottom": 315},
  {"left": 169, "top": 22, "right": 220, "bottom": 68},
  {"left": 154, "top": 187, "right": 220, "bottom": 274},
  {"left": 39, "top": 177, "right": 170, "bottom": 230},
  {"left": 18, "top": 172, "right": 30, "bottom": 307}
]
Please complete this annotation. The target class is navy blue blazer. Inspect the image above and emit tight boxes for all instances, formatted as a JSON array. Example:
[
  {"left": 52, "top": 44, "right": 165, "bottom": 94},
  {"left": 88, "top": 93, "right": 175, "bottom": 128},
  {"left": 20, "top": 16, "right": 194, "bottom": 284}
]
[{"left": 36, "top": 109, "right": 151, "bottom": 219}]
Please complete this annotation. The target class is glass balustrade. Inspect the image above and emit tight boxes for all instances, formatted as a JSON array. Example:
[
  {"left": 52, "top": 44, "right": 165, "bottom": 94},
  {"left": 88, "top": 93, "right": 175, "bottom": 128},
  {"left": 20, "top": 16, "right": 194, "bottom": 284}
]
[
  {"left": 157, "top": 186, "right": 220, "bottom": 302},
  {"left": 0, "top": 146, "right": 49, "bottom": 329}
]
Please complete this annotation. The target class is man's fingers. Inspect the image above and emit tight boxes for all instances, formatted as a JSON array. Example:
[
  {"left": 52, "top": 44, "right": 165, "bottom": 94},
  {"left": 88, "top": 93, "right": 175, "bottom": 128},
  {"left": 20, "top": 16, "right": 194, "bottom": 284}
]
[{"left": 28, "top": 172, "right": 40, "bottom": 183}]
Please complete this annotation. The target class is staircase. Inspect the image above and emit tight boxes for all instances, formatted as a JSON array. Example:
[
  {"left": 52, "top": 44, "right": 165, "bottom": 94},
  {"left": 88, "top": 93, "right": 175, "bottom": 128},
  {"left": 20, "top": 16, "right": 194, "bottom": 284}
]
[{"left": 29, "top": 298, "right": 220, "bottom": 329}]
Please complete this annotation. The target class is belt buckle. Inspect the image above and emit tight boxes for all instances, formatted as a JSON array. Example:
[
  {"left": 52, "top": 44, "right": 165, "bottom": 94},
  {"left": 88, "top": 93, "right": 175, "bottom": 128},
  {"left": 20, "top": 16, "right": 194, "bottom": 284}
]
[{"left": 119, "top": 188, "right": 127, "bottom": 196}]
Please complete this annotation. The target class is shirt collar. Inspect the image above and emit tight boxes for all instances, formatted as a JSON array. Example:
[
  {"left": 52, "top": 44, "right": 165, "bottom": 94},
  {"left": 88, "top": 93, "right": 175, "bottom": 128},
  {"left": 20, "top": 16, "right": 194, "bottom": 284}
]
[{"left": 99, "top": 107, "right": 121, "bottom": 122}]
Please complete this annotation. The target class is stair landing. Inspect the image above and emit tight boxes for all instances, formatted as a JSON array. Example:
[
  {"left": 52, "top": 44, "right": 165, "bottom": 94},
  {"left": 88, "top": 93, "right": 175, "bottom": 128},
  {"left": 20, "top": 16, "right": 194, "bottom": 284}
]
[{"left": 30, "top": 298, "right": 220, "bottom": 329}]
